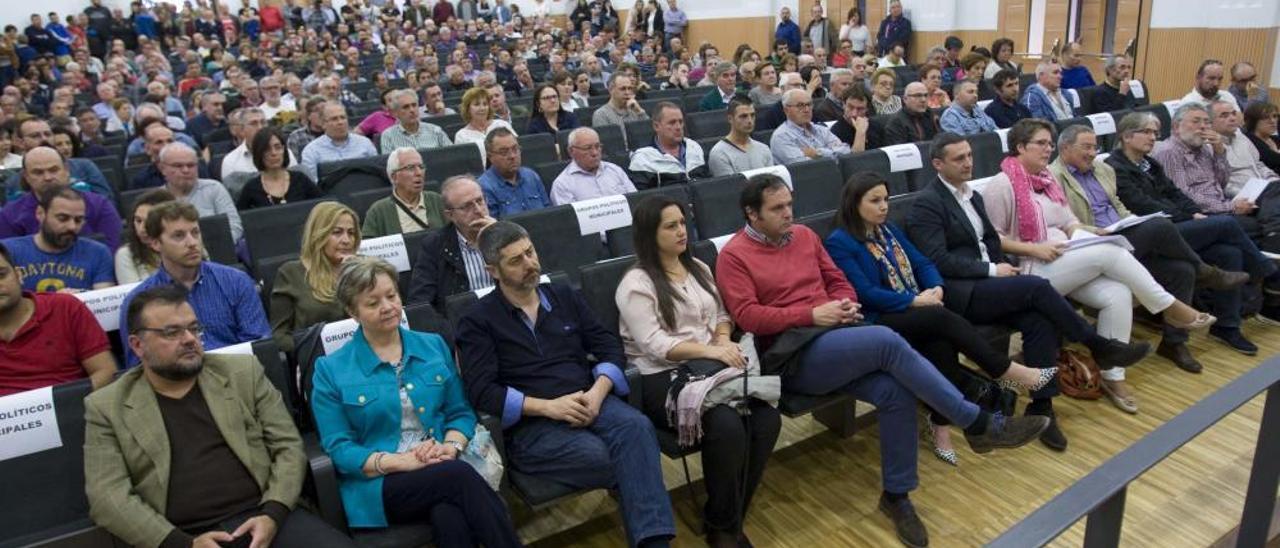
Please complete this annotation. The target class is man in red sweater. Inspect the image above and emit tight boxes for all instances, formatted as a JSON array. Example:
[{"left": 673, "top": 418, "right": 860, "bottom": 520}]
[{"left": 715, "top": 174, "right": 1049, "bottom": 548}]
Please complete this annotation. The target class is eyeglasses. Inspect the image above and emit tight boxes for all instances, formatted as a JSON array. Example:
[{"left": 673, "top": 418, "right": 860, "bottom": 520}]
[
  {"left": 491, "top": 146, "right": 521, "bottom": 157},
  {"left": 539, "top": 94, "right": 560, "bottom": 101},
  {"left": 135, "top": 323, "right": 205, "bottom": 340},
  {"left": 1027, "top": 139, "right": 1055, "bottom": 149},
  {"left": 788, "top": 102, "right": 812, "bottom": 109},
  {"left": 393, "top": 163, "right": 425, "bottom": 174},
  {"left": 446, "top": 196, "right": 486, "bottom": 212},
  {"left": 905, "top": 93, "right": 928, "bottom": 99},
  {"left": 571, "top": 143, "right": 603, "bottom": 151}
]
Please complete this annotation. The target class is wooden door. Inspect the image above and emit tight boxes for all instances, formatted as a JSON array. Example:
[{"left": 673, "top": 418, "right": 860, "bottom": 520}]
[
  {"left": 1042, "top": 0, "right": 1071, "bottom": 58},
  {"left": 1112, "top": 0, "right": 1142, "bottom": 55}
]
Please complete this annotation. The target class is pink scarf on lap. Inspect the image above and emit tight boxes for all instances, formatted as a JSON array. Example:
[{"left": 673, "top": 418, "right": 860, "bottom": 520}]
[{"left": 1001, "top": 155, "right": 1066, "bottom": 243}]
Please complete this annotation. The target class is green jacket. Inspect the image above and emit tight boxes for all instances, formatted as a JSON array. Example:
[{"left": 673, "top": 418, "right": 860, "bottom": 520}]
[
  {"left": 1048, "top": 156, "right": 1132, "bottom": 227},
  {"left": 361, "top": 191, "right": 447, "bottom": 238},
  {"left": 84, "top": 354, "right": 304, "bottom": 548}
]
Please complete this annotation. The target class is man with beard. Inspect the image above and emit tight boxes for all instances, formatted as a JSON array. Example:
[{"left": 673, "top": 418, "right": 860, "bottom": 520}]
[
  {"left": 0, "top": 147, "right": 121, "bottom": 248},
  {"left": 85, "top": 284, "right": 354, "bottom": 548},
  {"left": 117, "top": 201, "right": 267, "bottom": 366},
  {"left": 1, "top": 186, "right": 114, "bottom": 292},
  {"left": 0, "top": 239, "right": 116, "bottom": 395}
]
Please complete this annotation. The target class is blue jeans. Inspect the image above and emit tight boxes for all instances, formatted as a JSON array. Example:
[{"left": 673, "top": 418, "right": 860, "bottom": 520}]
[
  {"left": 506, "top": 395, "right": 675, "bottom": 545},
  {"left": 785, "top": 325, "right": 981, "bottom": 493}
]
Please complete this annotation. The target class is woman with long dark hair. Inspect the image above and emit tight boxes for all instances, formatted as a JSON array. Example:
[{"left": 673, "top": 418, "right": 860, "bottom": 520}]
[
  {"left": 616, "top": 195, "right": 780, "bottom": 548},
  {"left": 526, "top": 83, "right": 579, "bottom": 136},
  {"left": 824, "top": 172, "right": 1057, "bottom": 465},
  {"left": 115, "top": 188, "right": 176, "bottom": 283}
]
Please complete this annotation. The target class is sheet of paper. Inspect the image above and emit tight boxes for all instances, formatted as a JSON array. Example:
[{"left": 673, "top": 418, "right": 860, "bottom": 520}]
[
  {"left": 1103, "top": 212, "right": 1170, "bottom": 233},
  {"left": 359, "top": 234, "right": 411, "bottom": 272},
  {"left": 75, "top": 282, "right": 142, "bottom": 332},
  {"left": 977, "top": 99, "right": 993, "bottom": 111},
  {"left": 209, "top": 342, "right": 255, "bottom": 355},
  {"left": 1235, "top": 178, "right": 1272, "bottom": 204},
  {"left": 1065, "top": 230, "right": 1134, "bottom": 252},
  {"left": 997, "top": 128, "right": 1011, "bottom": 153},
  {"left": 474, "top": 274, "right": 551, "bottom": 298},
  {"left": 741, "top": 165, "right": 793, "bottom": 189},
  {"left": 1087, "top": 113, "right": 1117, "bottom": 135},
  {"left": 572, "top": 194, "right": 633, "bottom": 236},
  {"left": 711, "top": 234, "right": 733, "bottom": 253},
  {"left": 881, "top": 144, "right": 923, "bottom": 172},
  {"left": 1129, "top": 80, "right": 1146, "bottom": 99},
  {"left": 0, "top": 387, "right": 62, "bottom": 461}
]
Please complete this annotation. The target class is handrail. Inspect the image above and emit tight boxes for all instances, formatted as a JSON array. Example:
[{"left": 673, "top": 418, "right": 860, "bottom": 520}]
[{"left": 988, "top": 357, "right": 1280, "bottom": 547}]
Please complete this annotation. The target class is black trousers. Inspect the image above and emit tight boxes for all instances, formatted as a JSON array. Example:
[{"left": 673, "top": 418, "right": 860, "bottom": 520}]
[
  {"left": 641, "top": 360, "right": 781, "bottom": 536},
  {"left": 1118, "top": 217, "right": 1198, "bottom": 344},
  {"left": 382, "top": 459, "right": 522, "bottom": 548},
  {"left": 200, "top": 507, "right": 356, "bottom": 548}
]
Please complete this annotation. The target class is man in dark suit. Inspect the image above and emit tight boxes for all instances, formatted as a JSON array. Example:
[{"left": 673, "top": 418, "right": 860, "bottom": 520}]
[
  {"left": 408, "top": 176, "right": 496, "bottom": 313},
  {"left": 904, "top": 132, "right": 1151, "bottom": 451}
]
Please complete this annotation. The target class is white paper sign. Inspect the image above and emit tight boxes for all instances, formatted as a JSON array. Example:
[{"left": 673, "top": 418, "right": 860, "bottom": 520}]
[
  {"left": 473, "top": 274, "right": 551, "bottom": 298},
  {"left": 1087, "top": 113, "right": 1117, "bottom": 135},
  {"left": 968, "top": 176, "right": 996, "bottom": 194},
  {"left": 209, "top": 341, "right": 255, "bottom": 355},
  {"left": 319, "top": 313, "right": 410, "bottom": 355},
  {"left": 977, "top": 99, "right": 993, "bottom": 111},
  {"left": 1096, "top": 152, "right": 1111, "bottom": 162},
  {"left": 1067, "top": 89, "right": 1081, "bottom": 108},
  {"left": 741, "top": 165, "right": 792, "bottom": 189},
  {"left": 0, "top": 387, "right": 62, "bottom": 461},
  {"left": 1129, "top": 80, "right": 1146, "bottom": 99},
  {"left": 997, "top": 128, "right": 1011, "bottom": 153},
  {"left": 711, "top": 234, "right": 733, "bottom": 253},
  {"left": 821, "top": 120, "right": 837, "bottom": 128},
  {"left": 572, "top": 194, "right": 633, "bottom": 236},
  {"left": 882, "top": 144, "right": 923, "bottom": 172},
  {"left": 1236, "top": 177, "right": 1273, "bottom": 203},
  {"left": 75, "top": 282, "right": 142, "bottom": 332},
  {"left": 359, "top": 234, "right": 411, "bottom": 272},
  {"left": 1163, "top": 100, "right": 1182, "bottom": 118}
]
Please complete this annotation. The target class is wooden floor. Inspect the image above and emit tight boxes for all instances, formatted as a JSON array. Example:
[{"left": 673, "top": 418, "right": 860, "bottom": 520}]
[{"left": 503, "top": 317, "right": 1280, "bottom": 548}]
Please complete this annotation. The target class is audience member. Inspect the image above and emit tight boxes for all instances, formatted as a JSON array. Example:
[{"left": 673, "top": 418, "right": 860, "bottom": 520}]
[
  {"left": 552, "top": 127, "right": 636, "bottom": 205},
  {"left": 749, "top": 63, "right": 783, "bottom": 107},
  {"left": 116, "top": 188, "right": 174, "bottom": 284},
  {"left": 829, "top": 85, "right": 876, "bottom": 151},
  {"left": 455, "top": 87, "right": 516, "bottom": 144},
  {"left": 775, "top": 8, "right": 801, "bottom": 55},
  {"left": 407, "top": 175, "right": 496, "bottom": 313},
  {"left": 354, "top": 89, "right": 399, "bottom": 145},
  {"left": 158, "top": 143, "right": 243, "bottom": 241},
  {"left": 86, "top": 284, "right": 351, "bottom": 548},
  {"left": 364, "top": 147, "right": 447, "bottom": 237},
  {"left": 813, "top": 68, "right": 856, "bottom": 122},
  {"left": 883, "top": 82, "right": 941, "bottom": 146},
  {"left": 478, "top": 127, "right": 551, "bottom": 217},
  {"left": 7, "top": 118, "right": 112, "bottom": 198},
  {"left": 288, "top": 97, "right": 329, "bottom": 160},
  {"left": 594, "top": 73, "right": 650, "bottom": 132},
  {"left": 458, "top": 221, "right": 677, "bottom": 547},
  {"left": 3, "top": 186, "right": 114, "bottom": 292},
  {"left": 1090, "top": 54, "right": 1136, "bottom": 113},
  {"left": 237, "top": 128, "right": 322, "bottom": 210},
  {"left": 919, "top": 64, "right": 950, "bottom": 109},
  {"left": 985, "top": 69, "right": 1032, "bottom": 129},
  {"left": 258, "top": 76, "right": 297, "bottom": 121},
  {"left": 985, "top": 38, "right": 1018, "bottom": 80},
  {"left": 1244, "top": 102, "right": 1280, "bottom": 173},
  {"left": 770, "top": 89, "right": 850, "bottom": 164},
  {"left": 300, "top": 103, "right": 379, "bottom": 183},
  {"left": 1228, "top": 62, "right": 1269, "bottom": 110},
  {"left": 875, "top": 0, "right": 911, "bottom": 56},
  {"left": 117, "top": 201, "right": 269, "bottom": 365},
  {"left": 186, "top": 91, "right": 228, "bottom": 148},
  {"left": 629, "top": 102, "right": 709, "bottom": 188},
  {"left": 868, "top": 68, "right": 901, "bottom": 115},
  {"left": 0, "top": 240, "right": 115, "bottom": 395},
  {"left": 1181, "top": 59, "right": 1239, "bottom": 110},
  {"left": 1022, "top": 61, "right": 1075, "bottom": 121},
  {"left": 269, "top": 202, "right": 360, "bottom": 353},
  {"left": 222, "top": 107, "right": 289, "bottom": 180},
  {"left": 527, "top": 83, "right": 579, "bottom": 136},
  {"left": 1210, "top": 99, "right": 1280, "bottom": 224},
  {"left": 708, "top": 97, "right": 775, "bottom": 176},
  {"left": 0, "top": 146, "right": 121, "bottom": 248},
  {"left": 940, "top": 80, "right": 998, "bottom": 136},
  {"left": 1059, "top": 42, "right": 1095, "bottom": 90}
]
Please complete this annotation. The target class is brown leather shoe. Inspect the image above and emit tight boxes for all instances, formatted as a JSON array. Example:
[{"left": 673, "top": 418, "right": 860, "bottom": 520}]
[
  {"left": 1197, "top": 264, "right": 1251, "bottom": 291},
  {"left": 1156, "top": 341, "right": 1202, "bottom": 373}
]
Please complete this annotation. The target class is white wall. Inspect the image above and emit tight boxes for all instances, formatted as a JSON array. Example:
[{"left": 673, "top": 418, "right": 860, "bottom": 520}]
[
  {"left": 899, "top": 0, "right": 998, "bottom": 31},
  {"left": 1149, "top": 0, "right": 1279, "bottom": 29}
]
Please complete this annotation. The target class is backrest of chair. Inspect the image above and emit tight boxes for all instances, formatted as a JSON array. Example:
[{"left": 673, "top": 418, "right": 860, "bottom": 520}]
[
  {"left": 254, "top": 253, "right": 299, "bottom": 306},
  {"left": 606, "top": 185, "right": 694, "bottom": 257},
  {"left": 199, "top": 214, "right": 239, "bottom": 266},
  {"left": 905, "top": 141, "right": 940, "bottom": 193},
  {"left": 252, "top": 338, "right": 298, "bottom": 421},
  {"left": 507, "top": 205, "right": 608, "bottom": 286},
  {"left": 533, "top": 160, "right": 570, "bottom": 195},
  {"left": 518, "top": 133, "right": 559, "bottom": 166},
  {"left": 404, "top": 302, "right": 454, "bottom": 348},
  {"left": 243, "top": 199, "right": 328, "bottom": 265},
  {"left": 798, "top": 210, "right": 836, "bottom": 240},
  {"left": 967, "top": 131, "right": 1005, "bottom": 178},
  {"left": 324, "top": 165, "right": 389, "bottom": 197},
  {"left": 577, "top": 256, "right": 634, "bottom": 333},
  {"left": 317, "top": 154, "right": 387, "bottom": 183},
  {"left": 687, "top": 109, "right": 729, "bottom": 139},
  {"left": 339, "top": 187, "right": 389, "bottom": 219},
  {"left": 839, "top": 150, "right": 909, "bottom": 196},
  {"left": 624, "top": 118, "right": 655, "bottom": 149},
  {"left": 691, "top": 239, "right": 718, "bottom": 274},
  {"left": 887, "top": 191, "right": 922, "bottom": 228},
  {"left": 422, "top": 142, "right": 485, "bottom": 180},
  {"left": 444, "top": 290, "right": 480, "bottom": 333},
  {"left": 787, "top": 157, "right": 844, "bottom": 218},
  {"left": 691, "top": 174, "right": 747, "bottom": 239},
  {"left": 0, "top": 379, "right": 94, "bottom": 543}
]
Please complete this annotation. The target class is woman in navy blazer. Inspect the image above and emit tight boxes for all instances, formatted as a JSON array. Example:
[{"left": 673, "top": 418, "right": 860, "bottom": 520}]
[
  {"left": 310, "top": 257, "right": 521, "bottom": 546},
  {"left": 824, "top": 172, "right": 1056, "bottom": 466},
  {"left": 526, "top": 83, "right": 580, "bottom": 136}
]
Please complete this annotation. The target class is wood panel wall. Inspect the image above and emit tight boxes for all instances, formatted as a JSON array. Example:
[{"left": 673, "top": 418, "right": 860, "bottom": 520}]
[
  {"left": 1135, "top": 27, "right": 1277, "bottom": 103},
  {"left": 909, "top": 30, "right": 1001, "bottom": 64},
  {"left": 683, "top": 17, "right": 775, "bottom": 62}
]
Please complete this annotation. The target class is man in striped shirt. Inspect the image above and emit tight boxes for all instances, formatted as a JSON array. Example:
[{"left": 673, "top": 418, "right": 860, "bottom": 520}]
[{"left": 408, "top": 176, "right": 497, "bottom": 314}]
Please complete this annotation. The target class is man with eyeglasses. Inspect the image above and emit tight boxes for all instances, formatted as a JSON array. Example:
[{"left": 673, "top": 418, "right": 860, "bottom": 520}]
[
  {"left": 883, "top": 82, "right": 941, "bottom": 146},
  {"left": 551, "top": 127, "right": 635, "bottom": 205},
  {"left": 478, "top": 127, "right": 551, "bottom": 218},
  {"left": 769, "top": 88, "right": 849, "bottom": 165},
  {"left": 363, "top": 147, "right": 447, "bottom": 238},
  {"left": 5, "top": 118, "right": 114, "bottom": 200},
  {"left": 258, "top": 76, "right": 296, "bottom": 122},
  {"left": 0, "top": 147, "right": 122, "bottom": 249},
  {"left": 1228, "top": 62, "right": 1268, "bottom": 110},
  {"left": 117, "top": 201, "right": 268, "bottom": 366},
  {"left": 380, "top": 89, "right": 452, "bottom": 152},
  {"left": 158, "top": 143, "right": 243, "bottom": 242},
  {"left": 408, "top": 175, "right": 496, "bottom": 314},
  {"left": 88, "top": 283, "right": 353, "bottom": 548},
  {"left": 299, "top": 102, "right": 378, "bottom": 183},
  {"left": 222, "top": 108, "right": 295, "bottom": 180}
]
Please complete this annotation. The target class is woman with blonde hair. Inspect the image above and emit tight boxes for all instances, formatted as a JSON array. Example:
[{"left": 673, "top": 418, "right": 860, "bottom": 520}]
[
  {"left": 455, "top": 87, "right": 515, "bottom": 144},
  {"left": 270, "top": 201, "right": 362, "bottom": 352}
]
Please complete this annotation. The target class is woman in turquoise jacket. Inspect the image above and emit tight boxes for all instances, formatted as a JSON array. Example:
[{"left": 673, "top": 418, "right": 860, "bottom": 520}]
[
  {"left": 823, "top": 172, "right": 1055, "bottom": 466},
  {"left": 310, "top": 257, "right": 521, "bottom": 547}
]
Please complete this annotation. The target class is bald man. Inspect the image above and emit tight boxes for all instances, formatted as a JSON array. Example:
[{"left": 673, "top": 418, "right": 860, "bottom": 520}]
[{"left": 0, "top": 147, "right": 122, "bottom": 248}]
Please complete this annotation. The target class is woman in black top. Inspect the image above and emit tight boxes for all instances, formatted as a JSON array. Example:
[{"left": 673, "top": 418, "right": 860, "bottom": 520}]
[
  {"left": 1244, "top": 102, "right": 1280, "bottom": 174},
  {"left": 525, "top": 83, "right": 579, "bottom": 136},
  {"left": 237, "top": 127, "right": 323, "bottom": 210}
]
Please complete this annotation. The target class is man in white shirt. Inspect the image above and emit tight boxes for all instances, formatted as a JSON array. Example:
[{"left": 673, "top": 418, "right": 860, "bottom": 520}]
[
  {"left": 299, "top": 103, "right": 378, "bottom": 182},
  {"left": 220, "top": 108, "right": 297, "bottom": 180},
  {"left": 1181, "top": 59, "right": 1241, "bottom": 111},
  {"left": 258, "top": 76, "right": 296, "bottom": 121},
  {"left": 551, "top": 128, "right": 636, "bottom": 205}
]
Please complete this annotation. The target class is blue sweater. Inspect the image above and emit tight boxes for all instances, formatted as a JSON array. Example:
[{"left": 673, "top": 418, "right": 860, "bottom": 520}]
[
  {"left": 824, "top": 223, "right": 943, "bottom": 322},
  {"left": 310, "top": 326, "right": 478, "bottom": 528}
]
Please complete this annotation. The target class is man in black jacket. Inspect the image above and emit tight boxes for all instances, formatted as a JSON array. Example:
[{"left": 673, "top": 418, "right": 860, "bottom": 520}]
[
  {"left": 1088, "top": 54, "right": 1137, "bottom": 114},
  {"left": 407, "top": 176, "right": 496, "bottom": 313},
  {"left": 883, "top": 82, "right": 939, "bottom": 146},
  {"left": 905, "top": 132, "right": 1151, "bottom": 451}
]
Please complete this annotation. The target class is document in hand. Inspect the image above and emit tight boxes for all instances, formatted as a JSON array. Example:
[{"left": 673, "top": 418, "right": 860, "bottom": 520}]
[
  {"left": 1103, "top": 212, "right": 1171, "bottom": 233},
  {"left": 1065, "top": 229, "right": 1134, "bottom": 252},
  {"left": 1235, "top": 178, "right": 1273, "bottom": 204}
]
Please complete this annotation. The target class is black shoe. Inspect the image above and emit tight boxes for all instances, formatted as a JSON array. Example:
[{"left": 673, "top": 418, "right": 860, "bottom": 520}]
[
  {"left": 705, "top": 530, "right": 738, "bottom": 548},
  {"left": 1089, "top": 338, "right": 1152, "bottom": 369},
  {"left": 1258, "top": 306, "right": 1280, "bottom": 327},
  {"left": 1209, "top": 326, "right": 1259, "bottom": 356},
  {"left": 964, "top": 412, "right": 1050, "bottom": 454},
  {"left": 878, "top": 494, "right": 929, "bottom": 548},
  {"left": 1027, "top": 410, "right": 1068, "bottom": 452},
  {"left": 1156, "top": 341, "right": 1203, "bottom": 373},
  {"left": 1196, "top": 264, "right": 1251, "bottom": 291},
  {"left": 737, "top": 533, "right": 755, "bottom": 548}
]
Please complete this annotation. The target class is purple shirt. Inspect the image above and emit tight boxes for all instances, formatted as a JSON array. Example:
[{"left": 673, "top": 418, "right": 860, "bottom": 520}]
[
  {"left": 1070, "top": 165, "right": 1121, "bottom": 227},
  {"left": 0, "top": 191, "right": 121, "bottom": 249},
  {"left": 1151, "top": 137, "right": 1234, "bottom": 214},
  {"left": 356, "top": 111, "right": 398, "bottom": 142}
]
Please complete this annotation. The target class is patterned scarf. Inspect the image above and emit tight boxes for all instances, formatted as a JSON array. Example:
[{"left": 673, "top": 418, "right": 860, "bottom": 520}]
[
  {"left": 1001, "top": 155, "right": 1066, "bottom": 243},
  {"left": 864, "top": 225, "right": 920, "bottom": 295}
]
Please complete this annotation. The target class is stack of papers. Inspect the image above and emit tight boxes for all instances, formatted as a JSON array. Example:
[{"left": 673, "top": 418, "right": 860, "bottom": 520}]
[
  {"left": 1064, "top": 229, "right": 1134, "bottom": 252},
  {"left": 1103, "top": 212, "right": 1170, "bottom": 233}
]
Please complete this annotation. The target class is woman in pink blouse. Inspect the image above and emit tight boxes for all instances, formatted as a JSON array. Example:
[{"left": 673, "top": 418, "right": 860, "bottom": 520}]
[
  {"left": 980, "top": 119, "right": 1215, "bottom": 412},
  {"left": 616, "top": 195, "right": 780, "bottom": 548}
]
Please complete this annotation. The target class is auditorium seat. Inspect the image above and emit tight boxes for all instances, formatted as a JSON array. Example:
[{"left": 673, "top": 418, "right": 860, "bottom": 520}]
[
  {"left": 317, "top": 154, "right": 389, "bottom": 185},
  {"left": 518, "top": 133, "right": 559, "bottom": 166},
  {"left": 838, "top": 150, "right": 909, "bottom": 196},
  {"left": 336, "top": 187, "right": 388, "bottom": 219},
  {"left": 320, "top": 159, "right": 390, "bottom": 196},
  {"left": 787, "top": 157, "right": 844, "bottom": 218},
  {"left": 967, "top": 131, "right": 1005, "bottom": 178},
  {"left": 752, "top": 129, "right": 775, "bottom": 146},
  {"left": 624, "top": 119, "right": 655, "bottom": 149},
  {"left": 243, "top": 199, "right": 328, "bottom": 267},
  {"left": 506, "top": 205, "right": 608, "bottom": 286},
  {"left": 691, "top": 174, "right": 748, "bottom": 239},
  {"left": 198, "top": 214, "right": 239, "bottom": 266},
  {"left": 605, "top": 184, "right": 696, "bottom": 257},
  {"left": 686, "top": 109, "right": 730, "bottom": 139},
  {"left": 798, "top": 210, "right": 835, "bottom": 239},
  {"left": 421, "top": 142, "right": 485, "bottom": 180},
  {"left": 905, "top": 141, "right": 940, "bottom": 192},
  {"left": 533, "top": 160, "right": 570, "bottom": 195}
]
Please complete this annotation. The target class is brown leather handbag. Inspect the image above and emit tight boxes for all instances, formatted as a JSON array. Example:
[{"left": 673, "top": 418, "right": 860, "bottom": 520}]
[{"left": 1057, "top": 348, "right": 1104, "bottom": 400}]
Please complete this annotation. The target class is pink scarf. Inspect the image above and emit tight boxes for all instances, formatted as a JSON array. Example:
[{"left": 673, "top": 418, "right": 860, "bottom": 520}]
[{"left": 1001, "top": 156, "right": 1066, "bottom": 243}]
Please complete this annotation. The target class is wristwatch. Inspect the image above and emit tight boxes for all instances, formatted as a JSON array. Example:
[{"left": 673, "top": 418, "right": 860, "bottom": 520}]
[{"left": 444, "top": 440, "right": 466, "bottom": 453}]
